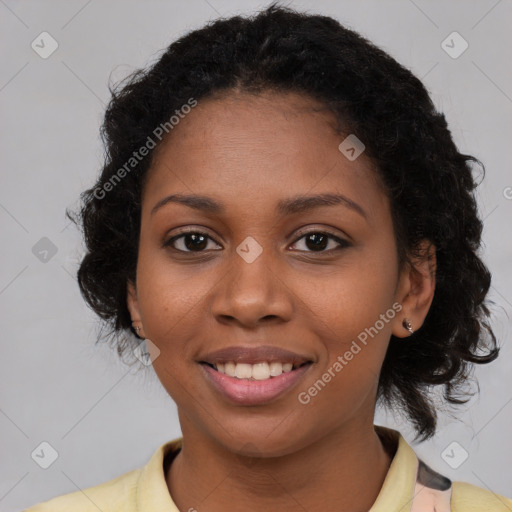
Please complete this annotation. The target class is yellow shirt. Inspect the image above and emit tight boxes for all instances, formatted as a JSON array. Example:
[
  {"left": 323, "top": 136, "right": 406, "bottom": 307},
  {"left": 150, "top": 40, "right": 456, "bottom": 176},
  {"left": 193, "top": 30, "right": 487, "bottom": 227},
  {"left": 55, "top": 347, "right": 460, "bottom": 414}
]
[{"left": 24, "top": 427, "right": 512, "bottom": 511}]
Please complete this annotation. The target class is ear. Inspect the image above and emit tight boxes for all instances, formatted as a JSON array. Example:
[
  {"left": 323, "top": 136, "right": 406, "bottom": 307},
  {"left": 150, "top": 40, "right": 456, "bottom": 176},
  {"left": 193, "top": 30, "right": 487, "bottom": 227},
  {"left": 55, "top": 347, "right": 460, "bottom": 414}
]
[
  {"left": 392, "top": 240, "right": 436, "bottom": 338},
  {"left": 127, "top": 280, "right": 145, "bottom": 338}
]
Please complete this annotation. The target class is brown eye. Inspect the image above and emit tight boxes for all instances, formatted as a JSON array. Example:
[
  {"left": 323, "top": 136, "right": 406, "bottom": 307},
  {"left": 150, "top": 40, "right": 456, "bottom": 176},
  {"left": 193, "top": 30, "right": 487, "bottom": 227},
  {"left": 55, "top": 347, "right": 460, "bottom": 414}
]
[
  {"left": 290, "top": 231, "right": 350, "bottom": 253},
  {"left": 164, "top": 232, "right": 221, "bottom": 252}
]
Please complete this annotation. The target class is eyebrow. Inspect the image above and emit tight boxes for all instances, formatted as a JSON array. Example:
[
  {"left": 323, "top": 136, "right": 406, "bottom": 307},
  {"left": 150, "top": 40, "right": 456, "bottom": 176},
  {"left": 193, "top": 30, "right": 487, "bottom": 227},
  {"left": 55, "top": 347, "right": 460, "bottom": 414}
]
[{"left": 150, "top": 192, "right": 367, "bottom": 219}]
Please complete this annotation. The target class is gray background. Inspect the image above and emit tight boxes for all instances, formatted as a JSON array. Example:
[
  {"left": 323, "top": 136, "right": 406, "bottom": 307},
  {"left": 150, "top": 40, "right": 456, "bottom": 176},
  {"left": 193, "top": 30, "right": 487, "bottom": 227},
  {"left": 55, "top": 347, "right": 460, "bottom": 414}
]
[{"left": 1, "top": 0, "right": 511, "bottom": 510}]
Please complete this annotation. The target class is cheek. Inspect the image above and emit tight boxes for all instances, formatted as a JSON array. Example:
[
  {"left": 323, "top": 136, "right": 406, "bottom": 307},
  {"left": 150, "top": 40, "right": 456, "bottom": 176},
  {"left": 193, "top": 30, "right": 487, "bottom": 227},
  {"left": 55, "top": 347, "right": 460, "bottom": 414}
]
[
  {"left": 135, "top": 243, "right": 213, "bottom": 335},
  {"left": 293, "top": 249, "right": 398, "bottom": 345},
  {"left": 292, "top": 242, "right": 399, "bottom": 398},
  {"left": 295, "top": 279, "right": 397, "bottom": 431}
]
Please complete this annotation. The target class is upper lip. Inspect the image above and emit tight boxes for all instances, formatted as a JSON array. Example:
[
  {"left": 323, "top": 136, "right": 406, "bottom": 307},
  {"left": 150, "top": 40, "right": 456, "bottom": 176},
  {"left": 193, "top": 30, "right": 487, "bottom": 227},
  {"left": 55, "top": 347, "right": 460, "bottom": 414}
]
[{"left": 199, "top": 345, "right": 313, "bottom": 366}]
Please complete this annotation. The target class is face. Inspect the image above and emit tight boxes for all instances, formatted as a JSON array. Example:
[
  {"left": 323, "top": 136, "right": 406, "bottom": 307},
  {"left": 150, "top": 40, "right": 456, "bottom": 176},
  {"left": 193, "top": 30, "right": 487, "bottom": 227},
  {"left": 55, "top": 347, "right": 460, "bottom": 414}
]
[{"left": 127, "top": 90, "right": 423, "bottom": 457}]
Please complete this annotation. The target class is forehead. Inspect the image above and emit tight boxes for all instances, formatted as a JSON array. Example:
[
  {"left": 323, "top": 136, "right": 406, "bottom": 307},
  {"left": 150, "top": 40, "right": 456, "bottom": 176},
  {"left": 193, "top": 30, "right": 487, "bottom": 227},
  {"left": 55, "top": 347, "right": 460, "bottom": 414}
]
[
  {"left": 143, "top": 90, "right": 388, "bottom": 220},
  {"left": 153, "top": 90, "right": 345, "bottom": 162}
]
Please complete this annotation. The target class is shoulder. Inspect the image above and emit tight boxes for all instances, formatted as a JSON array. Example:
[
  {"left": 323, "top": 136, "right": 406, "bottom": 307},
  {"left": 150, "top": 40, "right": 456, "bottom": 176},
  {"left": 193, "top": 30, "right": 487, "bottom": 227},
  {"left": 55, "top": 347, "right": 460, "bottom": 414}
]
[
  {"left": 23, "top": 438, "right": 182, "bottom": 512},
  {"left": 23, "top": 467, "right": 141, "bottom": 512},
  {"left": 376, "top": 427, "right": 512, "bottom": 512},
  {"left": 451, "top": 481, "right": 512, "bottom": 512}
]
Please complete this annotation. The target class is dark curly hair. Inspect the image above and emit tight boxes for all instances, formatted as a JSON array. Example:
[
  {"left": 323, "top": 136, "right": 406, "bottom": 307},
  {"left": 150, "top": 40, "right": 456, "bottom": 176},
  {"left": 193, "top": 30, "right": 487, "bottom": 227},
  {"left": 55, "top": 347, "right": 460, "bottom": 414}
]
[{"left": 68, "top": 2, "right": 499, "bottom": 441}]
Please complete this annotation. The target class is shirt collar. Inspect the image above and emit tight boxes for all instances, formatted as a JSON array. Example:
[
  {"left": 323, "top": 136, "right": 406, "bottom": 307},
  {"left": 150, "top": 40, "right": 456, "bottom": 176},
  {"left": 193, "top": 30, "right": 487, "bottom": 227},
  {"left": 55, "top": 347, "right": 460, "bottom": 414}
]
[
  {"left": 135, "top": 427, "right": 418, "bottom": 511},
  {"left": 136, "top": 438, "right": 182, "bottom": 511},
  {"left": 370, "top": 426, "right": 419, "bottom": 512}
]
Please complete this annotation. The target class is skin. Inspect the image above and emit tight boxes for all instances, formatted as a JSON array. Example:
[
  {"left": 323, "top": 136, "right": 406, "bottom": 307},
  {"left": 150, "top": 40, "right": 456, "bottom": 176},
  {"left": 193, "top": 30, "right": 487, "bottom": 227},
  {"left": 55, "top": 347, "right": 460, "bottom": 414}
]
[{"left": 127, "top": 90, "right": 436, "bottom": 512}]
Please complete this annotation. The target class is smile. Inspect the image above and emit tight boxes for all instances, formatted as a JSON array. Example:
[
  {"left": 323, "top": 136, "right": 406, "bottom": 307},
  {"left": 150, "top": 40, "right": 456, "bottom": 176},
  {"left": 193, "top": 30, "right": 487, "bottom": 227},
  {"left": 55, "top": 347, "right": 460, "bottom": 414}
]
[
  {"left": 207, "top": 360, "right": 309, "bottom": 380},
  {"left": 198, "top": 345, "right": 314, "bottom": 405},
  {"left": 200, "top": 360, "right": 313, "bottom": 405}
]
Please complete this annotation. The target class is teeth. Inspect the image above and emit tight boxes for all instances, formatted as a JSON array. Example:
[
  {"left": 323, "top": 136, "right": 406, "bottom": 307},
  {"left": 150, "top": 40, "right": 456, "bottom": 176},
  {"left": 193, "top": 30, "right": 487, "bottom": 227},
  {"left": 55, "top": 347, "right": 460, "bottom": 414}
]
[
  {"left": 252, "top": 362, "right": 270, "bottom": 380},
  {"left": 215, "top": 361, "right": 296, "bottom": 380},
  {"left": 235, "top": 363, "right": 252, "bottom": 379},
  {"left": 224, "top": 361, "right": 236, "bottom": 376},
  {"left": 269, "top": 361, "right": 282, "bottom": 376}
]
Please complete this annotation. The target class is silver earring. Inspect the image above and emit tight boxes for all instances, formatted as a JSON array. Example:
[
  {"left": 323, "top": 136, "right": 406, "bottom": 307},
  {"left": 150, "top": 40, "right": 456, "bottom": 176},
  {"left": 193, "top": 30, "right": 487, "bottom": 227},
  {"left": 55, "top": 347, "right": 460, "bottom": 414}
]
[
  {"left": 402, "top": 318, "right": 414, "bottom": 335},
  {"left": 132, "top": 323, "right": 142, "bottom": 337}
]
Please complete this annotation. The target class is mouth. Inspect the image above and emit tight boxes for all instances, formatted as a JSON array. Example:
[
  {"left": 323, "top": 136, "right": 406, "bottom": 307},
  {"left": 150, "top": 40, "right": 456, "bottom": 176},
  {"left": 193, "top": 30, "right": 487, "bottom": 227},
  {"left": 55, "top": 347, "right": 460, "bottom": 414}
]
[
  {"left": 200, "top": 360, "right": 311, "bottom": 380},
  {"left": 198, "top": 345, "right": 314, "bottom": 405}
]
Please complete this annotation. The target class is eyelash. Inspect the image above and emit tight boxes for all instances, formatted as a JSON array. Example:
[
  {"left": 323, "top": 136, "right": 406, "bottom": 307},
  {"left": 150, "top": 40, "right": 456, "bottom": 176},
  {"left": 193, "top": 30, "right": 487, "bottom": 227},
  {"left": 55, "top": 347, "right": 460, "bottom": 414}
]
[{"left": 163, "top": 228, "right": 350, "bottom": 254}]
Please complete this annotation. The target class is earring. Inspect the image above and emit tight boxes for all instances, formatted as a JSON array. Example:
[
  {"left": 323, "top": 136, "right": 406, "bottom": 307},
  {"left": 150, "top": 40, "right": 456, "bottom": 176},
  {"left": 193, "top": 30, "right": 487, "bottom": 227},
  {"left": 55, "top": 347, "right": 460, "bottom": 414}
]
[
  {"left": 402, "top": 318, "right": 414, "bottom": 335},
  {"left": 132, "top": 322, "right": 142, "bottom": 338}
]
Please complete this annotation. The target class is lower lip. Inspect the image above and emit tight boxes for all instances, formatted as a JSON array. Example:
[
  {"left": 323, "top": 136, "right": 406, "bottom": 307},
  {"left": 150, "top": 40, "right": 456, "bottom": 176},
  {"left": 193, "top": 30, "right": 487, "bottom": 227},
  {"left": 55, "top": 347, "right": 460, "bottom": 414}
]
[{"left": 200, "top": 363, "right": 312, "bottom": 406}]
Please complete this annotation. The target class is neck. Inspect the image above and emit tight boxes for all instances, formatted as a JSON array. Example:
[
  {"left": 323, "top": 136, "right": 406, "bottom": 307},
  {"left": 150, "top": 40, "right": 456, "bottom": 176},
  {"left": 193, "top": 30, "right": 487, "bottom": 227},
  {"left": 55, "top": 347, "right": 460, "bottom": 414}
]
[{"left": 166, "top": 421, "right": 395, "bottom": 512}]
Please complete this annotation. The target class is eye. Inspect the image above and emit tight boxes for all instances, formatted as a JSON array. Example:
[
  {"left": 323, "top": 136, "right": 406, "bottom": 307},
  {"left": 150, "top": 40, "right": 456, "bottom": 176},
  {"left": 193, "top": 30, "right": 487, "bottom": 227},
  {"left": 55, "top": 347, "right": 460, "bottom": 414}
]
[
  {"left": 164, "top": 229, "right": 350, "bottom": 254},
  {"left": 290, "top": 230, "right": 350, "bottom": 253},
  {"left": 164, "top": 231, "right": 222, "bottom": 252}
]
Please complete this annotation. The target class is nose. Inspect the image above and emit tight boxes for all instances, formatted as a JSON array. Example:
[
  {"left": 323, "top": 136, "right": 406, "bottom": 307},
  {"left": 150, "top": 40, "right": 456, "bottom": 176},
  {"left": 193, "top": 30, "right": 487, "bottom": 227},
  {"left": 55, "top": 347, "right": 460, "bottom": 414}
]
[{"left": 210, "top": 245, "right": 293, "bottom": 328}]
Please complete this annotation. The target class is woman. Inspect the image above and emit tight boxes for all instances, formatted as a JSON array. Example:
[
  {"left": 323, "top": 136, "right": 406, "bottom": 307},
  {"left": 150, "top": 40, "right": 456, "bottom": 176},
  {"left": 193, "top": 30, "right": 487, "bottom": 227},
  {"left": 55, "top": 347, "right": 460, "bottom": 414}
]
[{"left": 25, "top": 3, "right": 512, "bottom": 511}]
